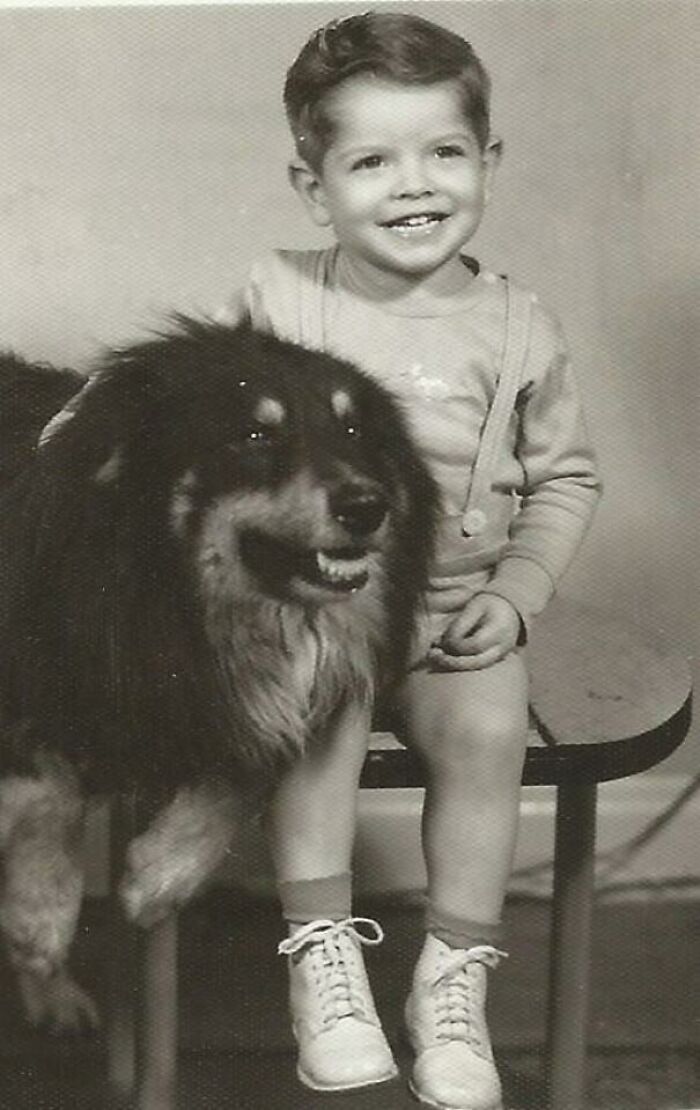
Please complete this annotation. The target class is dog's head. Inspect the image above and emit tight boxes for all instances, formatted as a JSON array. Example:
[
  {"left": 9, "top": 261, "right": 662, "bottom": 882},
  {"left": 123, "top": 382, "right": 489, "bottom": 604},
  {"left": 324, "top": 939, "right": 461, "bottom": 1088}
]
[{"left": 156, "top": 323, "right": 425, "bottom": 607}]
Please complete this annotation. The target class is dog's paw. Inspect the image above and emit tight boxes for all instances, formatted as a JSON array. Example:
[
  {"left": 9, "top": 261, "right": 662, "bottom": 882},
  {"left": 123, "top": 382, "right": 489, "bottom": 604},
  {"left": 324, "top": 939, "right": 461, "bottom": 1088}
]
[
  {"left": 119, "top": 785, "right": 237, "bottom": 928},
  {"left": 119, "top": 828, "right": 227, "bottom": 927},
  {"left": 119, "top": 844, "right": 206, "bottom": 928},
  {"left": 17, "top": 966, "right": 100, "bottom": 1035}
]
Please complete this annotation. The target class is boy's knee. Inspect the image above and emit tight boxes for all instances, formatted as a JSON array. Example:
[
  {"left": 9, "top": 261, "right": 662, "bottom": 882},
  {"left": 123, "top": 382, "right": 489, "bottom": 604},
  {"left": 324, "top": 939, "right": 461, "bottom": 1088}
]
[
  {"left": 417, "top": 694, "right": 528, "bottom": 778},
  {"left": 402, "top": 653, "right": 529, "bottom": 773},
  {"left": 446, "top": 705, "right": 525, "bottom": 758}
]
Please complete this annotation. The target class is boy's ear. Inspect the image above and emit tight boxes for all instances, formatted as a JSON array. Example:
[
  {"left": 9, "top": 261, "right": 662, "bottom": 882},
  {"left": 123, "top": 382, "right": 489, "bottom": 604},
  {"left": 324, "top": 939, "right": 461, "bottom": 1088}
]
[
  {"left": 482, "top": 136, "right": 503, "bottom": 206},
  {"left": 288, "top": 161, "right": 333, "bottom": 228}
]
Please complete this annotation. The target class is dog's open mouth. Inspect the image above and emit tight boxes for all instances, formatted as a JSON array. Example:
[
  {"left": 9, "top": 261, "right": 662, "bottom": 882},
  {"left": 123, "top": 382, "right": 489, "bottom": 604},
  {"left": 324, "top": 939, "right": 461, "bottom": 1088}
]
[{"left": 240, "top": 530, "right": 372, "bottom": 595}]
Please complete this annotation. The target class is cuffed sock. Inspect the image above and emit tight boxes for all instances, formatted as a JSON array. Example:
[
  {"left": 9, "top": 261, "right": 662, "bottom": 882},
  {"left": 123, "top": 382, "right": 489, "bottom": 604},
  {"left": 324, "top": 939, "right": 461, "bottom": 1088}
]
[
  {"left": 425, "top": 901, "right": 504, "bottom": 951},
  {"left": 278, "top": 872, "right": 352, "bottom": 927}
]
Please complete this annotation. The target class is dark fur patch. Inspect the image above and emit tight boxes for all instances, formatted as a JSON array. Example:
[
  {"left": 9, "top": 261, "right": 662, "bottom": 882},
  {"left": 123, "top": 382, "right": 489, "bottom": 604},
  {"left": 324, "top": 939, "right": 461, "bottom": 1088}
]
[{"left": 0, "top": 319, "right": 436, "bottom": 792}]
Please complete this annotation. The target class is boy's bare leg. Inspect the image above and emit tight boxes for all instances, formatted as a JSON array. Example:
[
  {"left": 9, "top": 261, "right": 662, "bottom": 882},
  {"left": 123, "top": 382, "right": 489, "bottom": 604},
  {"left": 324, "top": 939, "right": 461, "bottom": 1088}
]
[
  {"left": 398, "top": 652, "right": 529, "bottom": 1110},
  {"left": 265, "top": 702, "right": 398, "bottom": 1092},
  {"left": 264, "top": 700, "right": 372, "bottom": 883},
  {"left": 400, "top": 652, "right": 529, "bottom": 922}
]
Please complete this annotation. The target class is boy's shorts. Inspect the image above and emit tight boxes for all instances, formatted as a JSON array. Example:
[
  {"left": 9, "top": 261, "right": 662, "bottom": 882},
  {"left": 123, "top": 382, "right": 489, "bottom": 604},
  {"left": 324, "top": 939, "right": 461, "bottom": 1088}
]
[{"left": 409, "top": 567, "right": 493, "bottom": 669}]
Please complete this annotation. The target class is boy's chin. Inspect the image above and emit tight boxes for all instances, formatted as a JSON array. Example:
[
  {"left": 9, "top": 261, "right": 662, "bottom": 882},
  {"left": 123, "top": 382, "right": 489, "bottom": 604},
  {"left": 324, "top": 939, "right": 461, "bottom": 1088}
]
[{"left": 373, "top": 251, "right": 465, "bottom": 281}]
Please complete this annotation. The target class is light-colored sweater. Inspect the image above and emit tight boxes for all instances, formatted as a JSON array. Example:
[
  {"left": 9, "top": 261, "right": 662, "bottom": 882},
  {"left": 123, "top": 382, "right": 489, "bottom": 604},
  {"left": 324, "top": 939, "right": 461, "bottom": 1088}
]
[{"left": 222, "top": 246, "right": 601, "bottom": 632}]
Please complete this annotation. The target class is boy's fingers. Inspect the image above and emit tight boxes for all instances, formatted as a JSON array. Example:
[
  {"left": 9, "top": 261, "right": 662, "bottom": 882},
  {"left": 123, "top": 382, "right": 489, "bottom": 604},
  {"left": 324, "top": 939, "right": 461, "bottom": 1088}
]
[
  {"left": 440, "top": 631, "right": 489, "bottom": 655},
  {"left": 428, "top": 645, "right": 504, "bottom": 672},
  {"left": 439, "top": 600, "right": 490, "bottom": 648},
  {"left": 442, "top": 614, "right": 480, "bottom": 645},
  {"left": 440, "top": 618, "right": 503, "bottom": 655}
]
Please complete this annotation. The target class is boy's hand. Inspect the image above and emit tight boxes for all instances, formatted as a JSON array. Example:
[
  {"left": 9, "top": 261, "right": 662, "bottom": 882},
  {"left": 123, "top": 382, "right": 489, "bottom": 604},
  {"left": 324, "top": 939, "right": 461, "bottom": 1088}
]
[{"left": 428, "top": 593, "right": 522, "bottom": 671}]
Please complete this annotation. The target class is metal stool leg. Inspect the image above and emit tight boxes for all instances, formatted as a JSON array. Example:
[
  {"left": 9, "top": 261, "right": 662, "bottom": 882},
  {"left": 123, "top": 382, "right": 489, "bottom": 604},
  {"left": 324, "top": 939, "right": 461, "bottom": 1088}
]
[
  {"left": 107, "top": 793, "right": 138, "bottom": 1096},
  {"left": 545, "top": 782, "right": 597, "bottom": 1110},
  {"left": 107, "top": 794, "right": 179, "bottom": 1110},
  {"left": 136, "top": 913, "right": 178, "bottom": 1110}
]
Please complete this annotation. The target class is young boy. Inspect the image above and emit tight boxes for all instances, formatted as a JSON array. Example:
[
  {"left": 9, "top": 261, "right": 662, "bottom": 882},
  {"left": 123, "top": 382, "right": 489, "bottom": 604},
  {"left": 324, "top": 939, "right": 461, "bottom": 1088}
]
[{"left": 222, "top": 13, "right": 601, "bottom": 1109}]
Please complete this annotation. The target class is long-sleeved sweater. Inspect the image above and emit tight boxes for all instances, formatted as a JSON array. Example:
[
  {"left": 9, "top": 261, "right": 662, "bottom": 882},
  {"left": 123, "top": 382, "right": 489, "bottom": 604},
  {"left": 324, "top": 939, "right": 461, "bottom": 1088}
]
[{"left": 221, "top": 246, "right": 601, "bottom": 633}]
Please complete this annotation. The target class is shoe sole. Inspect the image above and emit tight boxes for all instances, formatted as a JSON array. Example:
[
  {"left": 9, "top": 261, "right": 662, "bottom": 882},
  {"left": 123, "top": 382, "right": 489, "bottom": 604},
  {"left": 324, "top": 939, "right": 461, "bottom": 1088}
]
[
  {"left": 408, "top": 1076, "right": 503, "bottom": 1110},
  {"left": 403, "top": 1021, "right": 503, "bottom": 1110},
  {"left": 298, "top": 1063, "right": 400, "bottom": 1092}
]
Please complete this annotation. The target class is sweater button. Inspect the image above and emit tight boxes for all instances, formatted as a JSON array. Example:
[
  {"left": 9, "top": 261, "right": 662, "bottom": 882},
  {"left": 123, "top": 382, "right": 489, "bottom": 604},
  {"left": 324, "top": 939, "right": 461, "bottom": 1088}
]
[{"left": 462, "top": 508, "right": 488, "bottom": 536}]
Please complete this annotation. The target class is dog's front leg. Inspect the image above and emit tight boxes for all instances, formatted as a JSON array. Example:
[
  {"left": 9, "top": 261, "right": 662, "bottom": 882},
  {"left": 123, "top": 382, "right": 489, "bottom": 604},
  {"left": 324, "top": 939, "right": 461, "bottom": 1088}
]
[
  {"left": 0, "top": 760, "right": 98, "bottom": 1032},
  {"left": 119, "top": 779, "right": 243, "bottom": 928}
]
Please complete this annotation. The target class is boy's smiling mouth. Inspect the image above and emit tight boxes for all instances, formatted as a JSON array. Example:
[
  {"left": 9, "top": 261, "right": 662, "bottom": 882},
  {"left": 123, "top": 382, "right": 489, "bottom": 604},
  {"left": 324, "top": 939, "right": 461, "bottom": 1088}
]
[{"left": 381, "top": 212, "right": 448, "bottom": 235}]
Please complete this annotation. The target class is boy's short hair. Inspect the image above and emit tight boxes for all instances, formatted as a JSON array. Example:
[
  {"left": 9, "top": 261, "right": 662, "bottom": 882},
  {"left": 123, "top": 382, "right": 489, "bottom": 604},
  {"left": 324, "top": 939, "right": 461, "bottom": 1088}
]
[{"left": 284, "top": 12, "right": 491, "bottom": 173}]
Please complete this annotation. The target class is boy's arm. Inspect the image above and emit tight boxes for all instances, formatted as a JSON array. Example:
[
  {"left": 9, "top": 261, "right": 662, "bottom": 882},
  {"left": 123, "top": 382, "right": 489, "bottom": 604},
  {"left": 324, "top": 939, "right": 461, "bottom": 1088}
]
[{"left": 481, "top": 339, "right": 602, "bottom": 635}]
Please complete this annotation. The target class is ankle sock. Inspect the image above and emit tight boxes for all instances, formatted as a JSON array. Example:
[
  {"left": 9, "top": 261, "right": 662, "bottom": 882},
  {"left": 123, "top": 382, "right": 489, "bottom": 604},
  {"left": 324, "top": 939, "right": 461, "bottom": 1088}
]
[
  {"left": 426, "top": 901, "right": 504, "bottom": 950},
  {"left": 278, "top": 872, "right": 352, "bottom": 928}
]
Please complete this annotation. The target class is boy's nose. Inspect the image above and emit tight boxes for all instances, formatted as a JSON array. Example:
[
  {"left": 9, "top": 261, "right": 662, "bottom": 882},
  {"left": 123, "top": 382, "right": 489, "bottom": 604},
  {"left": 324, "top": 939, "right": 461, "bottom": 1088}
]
[{"left": 392, "top": 158, "right": 434, "bottom": 199}]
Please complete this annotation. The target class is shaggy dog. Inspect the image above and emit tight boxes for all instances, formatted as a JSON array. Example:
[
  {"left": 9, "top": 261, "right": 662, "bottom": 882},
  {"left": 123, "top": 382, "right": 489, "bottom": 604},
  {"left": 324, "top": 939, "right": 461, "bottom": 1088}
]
[{"left": 0, "top": 319, "right": 436, "bottom": 1030}]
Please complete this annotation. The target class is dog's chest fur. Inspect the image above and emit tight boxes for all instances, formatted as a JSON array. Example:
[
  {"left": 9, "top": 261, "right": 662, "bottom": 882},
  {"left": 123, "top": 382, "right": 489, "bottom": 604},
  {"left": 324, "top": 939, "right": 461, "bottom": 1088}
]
[{"left": 201, "top": 586, "right": 388, "bottom": 768}]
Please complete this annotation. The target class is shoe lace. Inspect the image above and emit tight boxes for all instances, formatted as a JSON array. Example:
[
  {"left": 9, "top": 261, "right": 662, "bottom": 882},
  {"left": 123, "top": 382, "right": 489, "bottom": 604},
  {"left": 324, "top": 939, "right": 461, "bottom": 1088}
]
[
  {"left": 429, "top": 945, "right": 507, "bottom": 1047},
  {"left": 278, "top": 917, "right": 384, "bottom": 1028}
]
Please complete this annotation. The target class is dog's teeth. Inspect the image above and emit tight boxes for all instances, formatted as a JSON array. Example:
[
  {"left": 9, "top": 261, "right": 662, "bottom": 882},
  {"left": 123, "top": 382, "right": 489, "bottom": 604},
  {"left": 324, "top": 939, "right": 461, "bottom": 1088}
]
[{"left": 316, "top": 551, "right": 369, "bottom": 582}]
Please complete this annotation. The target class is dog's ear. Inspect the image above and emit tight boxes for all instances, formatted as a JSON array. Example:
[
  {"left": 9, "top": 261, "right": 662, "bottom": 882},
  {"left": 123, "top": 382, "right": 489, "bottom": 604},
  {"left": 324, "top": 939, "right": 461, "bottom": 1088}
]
[
  {"left": 24, "top": 355, "right": 160, "bottom": 566},
  {"left": 0, "top": 353, "right": 84, "bottom": 490}
]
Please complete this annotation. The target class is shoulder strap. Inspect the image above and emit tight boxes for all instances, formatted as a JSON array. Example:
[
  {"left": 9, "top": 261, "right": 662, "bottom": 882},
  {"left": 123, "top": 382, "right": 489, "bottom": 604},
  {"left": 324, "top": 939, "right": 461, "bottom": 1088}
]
[
  {"left": 246, "top": 249, "right": 335, "bottom": 351},
  {"left": 462, "top": 279, "right": 533, "bottom": 534}
]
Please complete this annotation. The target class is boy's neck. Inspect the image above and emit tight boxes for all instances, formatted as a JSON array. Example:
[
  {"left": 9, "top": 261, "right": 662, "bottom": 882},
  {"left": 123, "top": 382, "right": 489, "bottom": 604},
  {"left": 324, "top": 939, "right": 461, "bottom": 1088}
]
[{"left": 336, "top": 249, "right": 476, "bottom": 309}]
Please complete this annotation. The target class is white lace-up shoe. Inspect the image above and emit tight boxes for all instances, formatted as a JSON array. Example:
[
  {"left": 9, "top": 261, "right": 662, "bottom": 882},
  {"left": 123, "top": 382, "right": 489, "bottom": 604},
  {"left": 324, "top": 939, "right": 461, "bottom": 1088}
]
[
  {"left": 405, "top": 934, "right": 506, "bottom": 1110},
  {"left": 278, "top": 917, "right": 398, "bottom": 1091}
]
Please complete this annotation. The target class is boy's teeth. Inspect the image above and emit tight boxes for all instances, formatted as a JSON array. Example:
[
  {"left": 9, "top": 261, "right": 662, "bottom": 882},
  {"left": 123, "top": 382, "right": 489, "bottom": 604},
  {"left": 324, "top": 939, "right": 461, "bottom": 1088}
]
[
  {"left": 384, "top": 214, "right": 445, "bottom": 235},
  {"left": 395, "top": 215, "right": 436, "bottom": 226},
  {"left": 388, "top": 214, "right": 443, "bottom": 227}
]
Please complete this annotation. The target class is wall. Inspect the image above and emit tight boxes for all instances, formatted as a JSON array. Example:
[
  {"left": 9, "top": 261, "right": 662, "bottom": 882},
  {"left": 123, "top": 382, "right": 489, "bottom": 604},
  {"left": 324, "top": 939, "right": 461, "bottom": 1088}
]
[{"left": 1, "top": 0, "right": 697, "bottom": 768}]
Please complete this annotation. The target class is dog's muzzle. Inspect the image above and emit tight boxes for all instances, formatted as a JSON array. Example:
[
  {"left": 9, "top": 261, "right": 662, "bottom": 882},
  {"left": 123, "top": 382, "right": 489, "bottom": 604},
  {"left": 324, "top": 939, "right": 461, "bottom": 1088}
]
[{"left": 238, "top": 483, "right": 390, "bottom": 599}]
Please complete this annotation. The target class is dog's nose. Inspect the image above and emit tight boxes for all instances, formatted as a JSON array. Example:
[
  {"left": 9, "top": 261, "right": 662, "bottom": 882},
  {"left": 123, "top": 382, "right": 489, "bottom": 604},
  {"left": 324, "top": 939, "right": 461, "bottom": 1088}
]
[{"left": 331, "top": 486, "right": 388, "bottom": 537}]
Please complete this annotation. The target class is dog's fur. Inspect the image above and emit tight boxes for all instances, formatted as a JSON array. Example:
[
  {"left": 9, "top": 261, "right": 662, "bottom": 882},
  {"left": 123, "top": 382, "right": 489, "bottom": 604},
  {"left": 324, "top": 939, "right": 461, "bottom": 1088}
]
[{"left": 0, "top": 318, "right": 436, "bottom": 1030}]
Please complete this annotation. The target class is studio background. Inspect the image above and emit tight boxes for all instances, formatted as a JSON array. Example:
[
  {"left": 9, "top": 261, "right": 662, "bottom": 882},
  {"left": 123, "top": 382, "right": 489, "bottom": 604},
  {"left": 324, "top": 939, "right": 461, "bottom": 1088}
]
[{"left": 0, "top": 0, "right": 697, "bottom": 775}]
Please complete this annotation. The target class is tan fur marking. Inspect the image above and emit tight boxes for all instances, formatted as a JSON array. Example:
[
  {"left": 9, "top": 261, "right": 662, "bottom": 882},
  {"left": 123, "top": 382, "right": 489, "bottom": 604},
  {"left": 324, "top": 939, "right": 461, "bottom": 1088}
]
[
  {"left": 254, "top": 397, "right": 285, "bottom": 426},
  {"left": 94, "top": 448, "right": 123, "bottom": 485},
  {"left": 331, "top": 389, "right": 354, "bottom": 420},
  {"left": 169, "top": 469, "right": 198, "bottom": 538}
]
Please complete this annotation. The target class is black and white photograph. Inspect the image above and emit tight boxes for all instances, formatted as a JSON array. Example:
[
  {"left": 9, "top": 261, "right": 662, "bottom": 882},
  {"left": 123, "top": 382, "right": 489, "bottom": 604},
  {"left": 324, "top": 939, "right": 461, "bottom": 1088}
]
[{"left": 0, "top": 2, "right": 697, "bottom": 1107}]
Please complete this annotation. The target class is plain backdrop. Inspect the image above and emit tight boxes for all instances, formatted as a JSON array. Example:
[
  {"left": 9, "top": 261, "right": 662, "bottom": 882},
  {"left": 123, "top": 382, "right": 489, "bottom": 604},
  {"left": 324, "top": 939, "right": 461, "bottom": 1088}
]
[{"left": 0, "top": 0, "right": 697, "bottom": 769}]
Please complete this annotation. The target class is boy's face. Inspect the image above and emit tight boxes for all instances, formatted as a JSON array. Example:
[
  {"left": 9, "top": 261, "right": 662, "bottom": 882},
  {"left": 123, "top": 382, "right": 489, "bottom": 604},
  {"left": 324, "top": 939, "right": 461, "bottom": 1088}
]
[{"left": 291, "top": 77, "right": 499, "bottom": 283}]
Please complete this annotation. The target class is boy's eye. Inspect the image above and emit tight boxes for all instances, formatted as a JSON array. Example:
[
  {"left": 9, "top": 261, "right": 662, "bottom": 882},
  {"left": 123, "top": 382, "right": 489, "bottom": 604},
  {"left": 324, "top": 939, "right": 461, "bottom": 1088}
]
[
  {"left": 351, "top": 154, "right": 384, "bottom": 171},
  {"left": 435, "top": 144, "right": 466, "bottom": 159}
]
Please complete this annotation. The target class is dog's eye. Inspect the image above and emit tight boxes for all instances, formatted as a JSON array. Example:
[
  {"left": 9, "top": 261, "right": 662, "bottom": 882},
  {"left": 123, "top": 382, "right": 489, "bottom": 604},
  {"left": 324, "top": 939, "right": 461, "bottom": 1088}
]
[
  {"left": 246, "top": 428, "right": 271, "bottom": 444},
  {"left": 227, "top": 426, "right": 275, "bottom": 452},
  {"left": 343, "top": 421, "right": 361, "bottom": 438}
]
